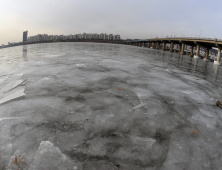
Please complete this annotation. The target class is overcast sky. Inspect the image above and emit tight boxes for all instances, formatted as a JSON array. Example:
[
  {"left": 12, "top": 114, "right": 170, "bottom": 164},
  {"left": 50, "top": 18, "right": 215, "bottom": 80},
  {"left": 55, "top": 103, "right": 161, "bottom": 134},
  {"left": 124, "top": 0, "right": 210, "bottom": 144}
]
[{"left": 0, "top": 0, "right": 222, "bottom": 45}]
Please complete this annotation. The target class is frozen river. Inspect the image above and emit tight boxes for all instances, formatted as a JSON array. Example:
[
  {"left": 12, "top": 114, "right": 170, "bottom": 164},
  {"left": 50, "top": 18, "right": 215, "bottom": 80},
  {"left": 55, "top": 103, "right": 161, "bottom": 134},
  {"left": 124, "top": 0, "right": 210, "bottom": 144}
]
[{"left": 0, "top": 42, "right": 222, "bottom": 170}]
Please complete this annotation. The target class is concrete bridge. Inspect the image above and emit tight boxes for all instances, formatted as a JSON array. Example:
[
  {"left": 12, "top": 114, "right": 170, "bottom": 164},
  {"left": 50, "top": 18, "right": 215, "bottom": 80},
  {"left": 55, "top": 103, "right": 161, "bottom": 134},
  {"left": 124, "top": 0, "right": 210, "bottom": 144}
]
[{"left": 127, "top": 37, "right": 222, "bottom": 65}]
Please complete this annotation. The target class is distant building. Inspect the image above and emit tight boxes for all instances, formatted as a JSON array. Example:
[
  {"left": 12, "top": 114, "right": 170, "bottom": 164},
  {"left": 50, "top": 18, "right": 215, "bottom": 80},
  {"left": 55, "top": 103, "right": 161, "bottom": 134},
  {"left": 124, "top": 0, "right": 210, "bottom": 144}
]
[
  {"left": 77, "top": 34, "right": 82, "bottom": 39},
  {"left": 43, "top": 34, "right": 48, "bottom": 41},
  {"left": 114, "top": 34, "right": 121, "bottom": 40},
  {"left": 23, "top": 31, "right": 28, "bottom": 42},
  {"left": 108, "top": 34, "right": 113, "bottom": 40},
  {"left": 104, "top": 34, "right": 108, "bottom": 40},
  {"left": 82, "top": 33, "right": 87, "bottom": 39},
  {"left": 37, "top": 34, "right": 43, "bottom": 41},
  {"left": 48, "top": 35, "right": 53, "bottom": 40},
  {"left": 25, "top": 32, "right": 121, "bottom": 43},
  {"left": 69, "top": 34, "right": 73, "bottom": 39},
  {"left": 53, "top": 35, "right": 58, "bottom": 40},
  {"left": 58, "top": 35, "right": 63, "bottom": 40},
  {"left": 87, "top": 33, "right": 92, "bottom": 39}
]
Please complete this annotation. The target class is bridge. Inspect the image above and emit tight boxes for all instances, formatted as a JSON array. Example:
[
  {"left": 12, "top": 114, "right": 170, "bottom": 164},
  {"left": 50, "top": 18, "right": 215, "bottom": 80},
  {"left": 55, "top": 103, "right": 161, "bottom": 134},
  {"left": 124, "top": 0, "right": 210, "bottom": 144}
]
[{"left": 126, "top": 37, "right": 222, "bottom": 65}]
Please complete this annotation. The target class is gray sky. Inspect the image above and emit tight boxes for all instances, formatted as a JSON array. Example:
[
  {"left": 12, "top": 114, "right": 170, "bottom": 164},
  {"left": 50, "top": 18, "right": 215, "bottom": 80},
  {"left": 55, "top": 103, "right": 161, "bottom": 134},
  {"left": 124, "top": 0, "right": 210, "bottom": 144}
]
[{"left": 1, "top": 0, "right": 222, "bottom": 45}]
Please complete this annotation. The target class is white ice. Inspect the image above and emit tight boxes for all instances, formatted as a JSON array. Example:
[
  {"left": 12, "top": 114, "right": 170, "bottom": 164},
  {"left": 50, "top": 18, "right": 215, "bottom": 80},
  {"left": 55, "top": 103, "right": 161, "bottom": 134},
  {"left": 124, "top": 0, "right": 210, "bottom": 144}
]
[
  {"left": 1, "top": 80, "right": 25, "bottom": 93},
  {"left": 0, "top": 43, "right": 222, "bottom": 170},
  {"left": 0, "top": 86, "right": 25, "bottom": 105}
]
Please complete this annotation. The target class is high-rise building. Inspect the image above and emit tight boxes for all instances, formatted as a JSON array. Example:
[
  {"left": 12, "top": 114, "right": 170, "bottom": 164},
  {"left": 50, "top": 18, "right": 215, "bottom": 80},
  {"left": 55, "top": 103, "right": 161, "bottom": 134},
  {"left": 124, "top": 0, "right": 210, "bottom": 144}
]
[
  {"left": 42, "top": 34, "right": 48, "bottom": 41},
  {"left": 24, "top": 32, "right": 120, "bottom": 43},
  {"left": 23, "top": 31, "right": 28, "bottom": 42},
  {"left": 104, "top": 34, "right": 108, "bottom": 40},
  {"left": 100, "top": 33, "right": 104, "bottom": 40},
  {"left": 77, "top": 34, "right": 82, "bottom": 39},
  {"left": 114, "top": 34, "right": 121, "bottom": 40},
  {"left": 82, "top": 33, "right": 87, "bottom": 39},
  {"left": 108, "top": 34, "right": 113, "bottom": 40},
  {"left": 37, "top": 34, "right": 43, "bottom": 41}
]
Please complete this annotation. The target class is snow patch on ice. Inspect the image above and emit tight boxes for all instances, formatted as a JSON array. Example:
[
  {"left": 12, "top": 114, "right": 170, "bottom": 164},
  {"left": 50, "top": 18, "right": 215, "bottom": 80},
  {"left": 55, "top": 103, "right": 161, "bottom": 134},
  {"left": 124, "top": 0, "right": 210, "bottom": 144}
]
[
  {"left": 1, "top": 80, "right": 25, "bottom": 93},
  {"left": 199, "top": 109, "right": 213, "bottom": 118},
  {"left": 0, "top": 87, "right": 25, "bottom": 105},
  {"left": 0, "top": 75, "right": 9, "bottom": 85},
  {"left": 29, "top": 141, "right": 82, "bottom": 170},
  {"left": 76, "top": 64, "right": 86, "bottom": 68}
]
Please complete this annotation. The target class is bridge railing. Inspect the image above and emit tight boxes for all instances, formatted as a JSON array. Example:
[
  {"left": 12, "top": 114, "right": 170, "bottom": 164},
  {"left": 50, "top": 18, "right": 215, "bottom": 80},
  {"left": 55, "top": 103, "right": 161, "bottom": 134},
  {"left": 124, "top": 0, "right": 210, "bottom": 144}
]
[
  {"left": 130, "top": 37, "right": 222, "bottom": 42},
  {"left": 148, "top": 37, "right": 222, "bottom": 41}
]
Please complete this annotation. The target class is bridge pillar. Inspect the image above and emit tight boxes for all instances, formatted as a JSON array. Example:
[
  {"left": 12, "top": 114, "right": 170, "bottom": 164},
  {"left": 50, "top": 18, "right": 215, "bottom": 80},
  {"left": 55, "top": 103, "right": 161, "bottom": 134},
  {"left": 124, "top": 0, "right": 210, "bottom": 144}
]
[
  {"left": 189, "top": 46, "right": 193, "bottom": 57},
  {"left": 204, "top": 48, "right": 209, "bottom": 61},
  {"left": 180, "top": 43, "right": 185, "bottom": 55},
  {"left": 170, "top": 43, "right": 173, "bottom": 52},
  {"left": 138, "top": 42, "right": 140, "bottom": 46},
  {"left": 152, "top": 42, "right": 154, "bottom": 48},
  {"left": 194, "top": 44, "right": 200, "bottom": 58},
  {"left": 143, "top": 42, "right": 145, "bottom": 47},
  {"left": 147, "top": 42, "right": 150, "bottom": 48},
  {"left": 214, "top": 47, "right": 221, "bottom": 65},
  {"left": 162, "top": 42, "right": 165, "bottom": 51}
]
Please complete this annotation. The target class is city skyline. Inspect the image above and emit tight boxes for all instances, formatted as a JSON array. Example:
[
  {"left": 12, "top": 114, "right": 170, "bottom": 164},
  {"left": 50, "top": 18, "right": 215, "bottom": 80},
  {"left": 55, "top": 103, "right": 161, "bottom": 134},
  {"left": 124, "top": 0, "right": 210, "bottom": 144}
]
[
  {"left": 1, "top": 0, "right": 222, "bottom": 45},
  {"left": 27, "top": 32, "right": 121, "bottom": 43},
  {"left": 1, "top": 31, "right": 121, "bottom": 48}
]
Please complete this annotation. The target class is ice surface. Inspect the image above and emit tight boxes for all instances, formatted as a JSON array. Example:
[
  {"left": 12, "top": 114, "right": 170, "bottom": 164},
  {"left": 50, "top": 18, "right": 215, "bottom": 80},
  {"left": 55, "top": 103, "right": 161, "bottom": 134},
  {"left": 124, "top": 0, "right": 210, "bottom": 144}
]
[
  {"left": 131, "top": 136, "right": 156, "bottom": 149},
  {"left": 0, "top": 75, "right": 9, "bottom": 85},
  {"left": 0, "top": 43, "right": 222, "bottom": 169},
  {"left": 199, "top": 108, "right": 213, "bottom": 118},
  {"left": 76, "top": 64, "right": 86, "bottom": 67},
  {"left": 29, "top": 141, "right": 81, "bottom": 170},
  {"left": 6, "top": 150, "right": 27, "bottom": 170},
  {"left": 6, "top": 141, "right": 81, "bottom": 170},
  {"left": 1, "top": 80, "right": 25, "bottom": 92},
  {"left": 45, "top": 99, "right": 76, "bottom": 113},
  {"left": 0, "top": 86, "right": 25, "bottom": 105}
]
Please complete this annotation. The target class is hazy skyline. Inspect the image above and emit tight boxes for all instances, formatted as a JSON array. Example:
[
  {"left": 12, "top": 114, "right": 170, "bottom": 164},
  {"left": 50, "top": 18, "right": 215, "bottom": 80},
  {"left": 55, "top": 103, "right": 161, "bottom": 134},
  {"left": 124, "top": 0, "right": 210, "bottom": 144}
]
[{"left": 1, "top": 0, "right": 222, "bottom": 45}]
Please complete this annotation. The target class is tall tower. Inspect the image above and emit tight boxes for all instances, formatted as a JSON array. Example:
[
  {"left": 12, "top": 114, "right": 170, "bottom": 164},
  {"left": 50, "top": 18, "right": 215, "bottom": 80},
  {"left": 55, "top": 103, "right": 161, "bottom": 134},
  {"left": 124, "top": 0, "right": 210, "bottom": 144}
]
[{"left": 23, "top": 31, "right": 28, "bottom": 42}]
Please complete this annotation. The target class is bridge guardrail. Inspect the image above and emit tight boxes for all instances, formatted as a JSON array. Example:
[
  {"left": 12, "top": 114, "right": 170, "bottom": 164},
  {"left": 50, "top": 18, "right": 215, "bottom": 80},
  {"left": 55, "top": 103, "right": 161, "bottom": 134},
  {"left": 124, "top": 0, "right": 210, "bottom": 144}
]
[
  {"left": 129, "top": 37, "right": 222, "bottom": 42},
  {"left": 148, "top": 37, "right": 222, "bottom": 41}
]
